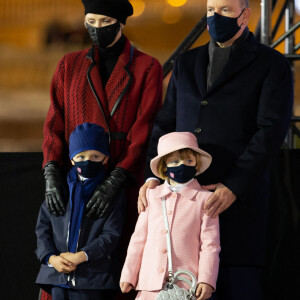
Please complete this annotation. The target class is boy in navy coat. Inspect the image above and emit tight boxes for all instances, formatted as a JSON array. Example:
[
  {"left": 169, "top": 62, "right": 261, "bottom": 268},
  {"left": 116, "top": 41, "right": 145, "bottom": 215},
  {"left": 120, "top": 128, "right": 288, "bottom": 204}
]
[{"left": 35, "top": 122, "right": 126, "bottom": 300}]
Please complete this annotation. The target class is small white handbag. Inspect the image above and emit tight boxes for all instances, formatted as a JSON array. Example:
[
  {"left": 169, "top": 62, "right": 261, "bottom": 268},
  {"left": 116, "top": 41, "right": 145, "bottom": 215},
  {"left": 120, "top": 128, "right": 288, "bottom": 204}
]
[{"left": 155, "top": 197, "right": 197, "bottom": 300}]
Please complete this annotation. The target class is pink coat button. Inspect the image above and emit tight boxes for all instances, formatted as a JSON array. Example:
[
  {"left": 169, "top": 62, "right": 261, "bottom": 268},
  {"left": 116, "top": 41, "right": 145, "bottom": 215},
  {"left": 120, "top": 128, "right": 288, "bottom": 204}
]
[
  {"left": 168, "top": 211, "right": 172, "bottom": 215},
  {"left": 159, "top": 268, "right": 164, "bottom": 273},
  {"left": 161, "top": 249, "right": 167, "bottom": 253}
]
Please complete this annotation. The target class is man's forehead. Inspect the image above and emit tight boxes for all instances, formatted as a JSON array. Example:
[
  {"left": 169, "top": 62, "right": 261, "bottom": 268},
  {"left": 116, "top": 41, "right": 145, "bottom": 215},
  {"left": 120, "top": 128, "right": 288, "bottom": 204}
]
[{"left": 207, "top": 0, "right": 240, "bottom": 7}]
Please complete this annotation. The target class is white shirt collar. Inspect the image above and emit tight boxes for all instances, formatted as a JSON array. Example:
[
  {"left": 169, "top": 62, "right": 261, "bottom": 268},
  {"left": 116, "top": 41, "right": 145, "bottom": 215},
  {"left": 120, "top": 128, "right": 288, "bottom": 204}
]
[{"left": 166, "top": 178, "right": 194, "bottom": 193}]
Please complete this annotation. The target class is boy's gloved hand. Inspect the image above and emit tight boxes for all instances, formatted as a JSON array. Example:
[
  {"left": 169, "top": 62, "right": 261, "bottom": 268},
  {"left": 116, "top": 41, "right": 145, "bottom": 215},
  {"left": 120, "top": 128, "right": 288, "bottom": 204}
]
[
  {"left": 44, "top": 161, "right": 67, "bottom": 216},
  {"left": 86, "top": 167, "right": 133, "bottom": 218}
]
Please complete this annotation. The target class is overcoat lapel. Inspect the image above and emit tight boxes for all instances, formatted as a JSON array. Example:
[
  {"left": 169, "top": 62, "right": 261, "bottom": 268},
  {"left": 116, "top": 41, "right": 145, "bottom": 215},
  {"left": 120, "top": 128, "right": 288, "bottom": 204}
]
[
  {"left": 207, "top": 33, "right": 259, "bottom": 96},
  {"left": 194, "top": 43, "right": 209, "bottom": 99},
  {"left": 86, "top": 46, "right": 110, "bottom": 119},
  {"left": 105, "top": 39, "right": 132, "bottom": 115}
]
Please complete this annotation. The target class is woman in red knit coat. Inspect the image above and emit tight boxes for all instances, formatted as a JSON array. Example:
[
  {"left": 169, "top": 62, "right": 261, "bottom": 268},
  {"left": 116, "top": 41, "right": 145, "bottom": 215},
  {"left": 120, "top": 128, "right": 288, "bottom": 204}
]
[{"left": 42, "top": 0, "right": 162, "bottom": 220}]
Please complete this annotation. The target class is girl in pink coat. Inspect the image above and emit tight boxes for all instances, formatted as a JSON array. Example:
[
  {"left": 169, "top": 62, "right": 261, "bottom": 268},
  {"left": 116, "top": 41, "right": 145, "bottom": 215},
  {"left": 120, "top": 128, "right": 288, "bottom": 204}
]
[{"left": 120, "top": 132, "right": 220, "bottom": 300}]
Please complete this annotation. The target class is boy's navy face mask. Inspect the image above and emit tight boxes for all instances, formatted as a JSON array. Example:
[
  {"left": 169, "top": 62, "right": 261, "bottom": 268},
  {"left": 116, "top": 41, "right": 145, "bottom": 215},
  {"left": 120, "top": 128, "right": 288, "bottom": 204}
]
[
  {"left": 73, "top": 160, "right": 105, "bottom": 178},
  {"left": 207, "top": 9, "right": 245, "bottom": 43},
  {"left": 166, "top": 164, "right": 197, "bottom": 184}
]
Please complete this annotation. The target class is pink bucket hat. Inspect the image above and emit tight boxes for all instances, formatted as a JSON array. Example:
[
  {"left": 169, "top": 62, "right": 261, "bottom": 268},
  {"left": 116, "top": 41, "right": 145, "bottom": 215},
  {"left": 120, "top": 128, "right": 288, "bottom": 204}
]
[{"left": 150, "top": 132, "right": 212, "bottom": 179}]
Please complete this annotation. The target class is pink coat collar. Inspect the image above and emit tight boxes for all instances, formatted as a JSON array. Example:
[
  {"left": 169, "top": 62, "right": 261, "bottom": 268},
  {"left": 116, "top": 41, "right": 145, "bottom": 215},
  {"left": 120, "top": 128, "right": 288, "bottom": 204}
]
[{"left": 155, "top": 179, "right": 201, "bottom": 201}]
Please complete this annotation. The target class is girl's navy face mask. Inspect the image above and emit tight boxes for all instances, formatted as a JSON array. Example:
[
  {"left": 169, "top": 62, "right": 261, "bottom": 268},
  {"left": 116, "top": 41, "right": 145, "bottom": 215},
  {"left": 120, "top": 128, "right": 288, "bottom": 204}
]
[
  {"left": 73, "top": 160, "right": 105, "bottom": 178},
  {"left": 207, "top": 9, "right": 245, "bottom": 43},
  {"left": 166, "top": 164, "right": 197, "bottom": 184}
]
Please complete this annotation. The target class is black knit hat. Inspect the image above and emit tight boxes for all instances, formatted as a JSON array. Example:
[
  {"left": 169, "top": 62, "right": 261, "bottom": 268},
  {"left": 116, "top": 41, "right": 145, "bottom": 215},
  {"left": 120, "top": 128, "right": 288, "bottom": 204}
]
[{"left": 81, "top": 0, "right": 133, "bottom": 24}]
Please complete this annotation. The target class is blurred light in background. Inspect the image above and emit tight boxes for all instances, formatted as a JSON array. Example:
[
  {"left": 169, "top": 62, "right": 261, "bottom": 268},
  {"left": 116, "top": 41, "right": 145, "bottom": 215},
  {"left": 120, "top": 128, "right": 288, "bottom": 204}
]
[
  {"left": 161, "top": 6, "right": 183, "bottom": 24},
  {"left": 167, "top": 0, "right": 188, "bottom": 8},
  {"left": 131, "top": 0, "right": 146, "bottom": 18},
  {"left": 296, "top": 0, "right": 300, "bottom": 15}
]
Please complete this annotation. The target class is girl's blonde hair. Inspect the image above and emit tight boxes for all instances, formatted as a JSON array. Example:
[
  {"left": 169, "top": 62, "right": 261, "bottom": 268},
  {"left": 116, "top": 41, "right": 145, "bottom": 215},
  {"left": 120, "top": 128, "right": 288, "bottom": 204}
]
[{"left": 156, "top": 148, "right": 202, "bottom": 180}]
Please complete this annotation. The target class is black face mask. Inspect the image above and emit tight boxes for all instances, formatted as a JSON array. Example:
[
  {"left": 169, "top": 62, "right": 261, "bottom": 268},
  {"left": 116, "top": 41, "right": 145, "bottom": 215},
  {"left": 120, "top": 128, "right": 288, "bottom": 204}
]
[
  {"left": 86, "top": 22, "right": 121, "bottom": 49},
  {"left": 73, "top": 160, "right": 105, "bottom": 178}
]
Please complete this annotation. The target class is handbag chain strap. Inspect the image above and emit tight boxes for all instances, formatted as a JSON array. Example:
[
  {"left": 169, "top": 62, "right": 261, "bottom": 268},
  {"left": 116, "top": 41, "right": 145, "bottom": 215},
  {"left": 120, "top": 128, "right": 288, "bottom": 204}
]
[{"left": 162, "top": 197, "right": 175, "bottom": 282}]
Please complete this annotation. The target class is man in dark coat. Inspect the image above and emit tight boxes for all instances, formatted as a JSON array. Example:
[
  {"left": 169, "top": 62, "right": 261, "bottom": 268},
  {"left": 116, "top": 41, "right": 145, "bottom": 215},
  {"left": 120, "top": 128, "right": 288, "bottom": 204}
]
[{"left": 138, "top": 0, "right": 293, "bottom": 299}]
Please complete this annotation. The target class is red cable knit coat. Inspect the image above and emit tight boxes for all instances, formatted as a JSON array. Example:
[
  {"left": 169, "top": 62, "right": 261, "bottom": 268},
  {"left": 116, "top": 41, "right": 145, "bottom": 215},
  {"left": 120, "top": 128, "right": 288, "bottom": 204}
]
[{"left": 42, "top": 37, "right": 162, "bottom": 178}]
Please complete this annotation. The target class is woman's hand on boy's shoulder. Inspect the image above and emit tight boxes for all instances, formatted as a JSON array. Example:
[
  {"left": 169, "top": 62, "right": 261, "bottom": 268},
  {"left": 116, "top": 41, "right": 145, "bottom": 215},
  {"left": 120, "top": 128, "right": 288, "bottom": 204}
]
[
  {"left": 195, "top": 283, "right": 214, "bottom": 300},
  {"left": 138, "top": 179, "right": 159, "bottom": 214},
  {"left": 120, "top": 282, "right": 134, "bottom": 293},
  {"left": 48, "top": 255, "right": 76, "bottom": 274}
]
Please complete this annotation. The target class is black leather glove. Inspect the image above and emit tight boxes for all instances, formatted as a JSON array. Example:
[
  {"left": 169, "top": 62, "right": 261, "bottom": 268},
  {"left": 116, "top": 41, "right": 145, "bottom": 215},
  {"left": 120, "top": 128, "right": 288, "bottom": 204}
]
[
  {"left": 44, "top": 161, "right": 67, "bottom": 216},
  {"left": 86, "top": 167, "right": 133, "bottom": 218}
]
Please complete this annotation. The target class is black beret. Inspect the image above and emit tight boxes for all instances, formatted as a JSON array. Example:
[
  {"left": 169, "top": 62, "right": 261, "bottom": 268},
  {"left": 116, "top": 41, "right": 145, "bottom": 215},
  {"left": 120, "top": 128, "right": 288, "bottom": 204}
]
[{"left": 81, "top": 0, "right": 133, "bottom": 24}]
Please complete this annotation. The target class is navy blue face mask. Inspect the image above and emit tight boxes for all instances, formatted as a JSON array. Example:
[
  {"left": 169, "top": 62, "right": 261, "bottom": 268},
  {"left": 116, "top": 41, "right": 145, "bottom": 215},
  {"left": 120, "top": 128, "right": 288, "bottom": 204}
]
[
  {"left": 73, "top": 160, "right": 105, "bottom": 178},
  {"left": 166, "top": 164, "right": 197, "bottom": 184},
  {"left": 207, "top": 9, "right": 245, "bottom": 43}
]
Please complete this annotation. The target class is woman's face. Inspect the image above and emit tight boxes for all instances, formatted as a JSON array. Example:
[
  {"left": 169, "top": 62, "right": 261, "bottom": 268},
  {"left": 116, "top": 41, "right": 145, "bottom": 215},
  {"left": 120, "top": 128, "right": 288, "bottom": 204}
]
[
  {"left": 84, "top": 13, "right": 124, "bottom": 47},
  {"left": 85, "top": 13, "right": 118, "bottom": 28}
]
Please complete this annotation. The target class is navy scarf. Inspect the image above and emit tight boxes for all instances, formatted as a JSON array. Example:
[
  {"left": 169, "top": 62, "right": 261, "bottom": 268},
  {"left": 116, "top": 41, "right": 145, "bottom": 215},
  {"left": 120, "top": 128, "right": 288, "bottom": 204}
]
[{"left": 67, "top": 166, "right": 106, "bottom": 253}]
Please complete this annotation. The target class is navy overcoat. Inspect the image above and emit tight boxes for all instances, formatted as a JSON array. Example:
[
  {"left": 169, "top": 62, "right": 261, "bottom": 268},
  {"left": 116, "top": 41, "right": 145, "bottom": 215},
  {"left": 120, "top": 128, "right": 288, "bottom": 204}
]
[{"left": 147, "top": 32, "right": 293, "bottom": 266}]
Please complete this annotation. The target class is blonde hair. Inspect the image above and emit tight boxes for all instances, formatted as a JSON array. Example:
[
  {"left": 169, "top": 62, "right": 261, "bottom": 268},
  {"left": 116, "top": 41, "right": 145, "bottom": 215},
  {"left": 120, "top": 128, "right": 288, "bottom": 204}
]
[{"left": 157, "top": 148, "right": 202, "bottom": 180}]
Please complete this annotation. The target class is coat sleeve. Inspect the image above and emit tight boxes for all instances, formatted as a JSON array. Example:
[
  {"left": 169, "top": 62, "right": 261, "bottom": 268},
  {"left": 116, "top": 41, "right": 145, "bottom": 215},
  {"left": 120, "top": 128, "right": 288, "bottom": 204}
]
[
  {"left": 120, "top": 189, "right": 150, "bottom": 287},
  {"left": 222, "top": 53, "right": 293, "bottom": 198},
  {"left": 35, "top": 202, "right": 59, "bottom": 263},
  {"left": 42, "top": 56, "right": 67, "bottom": 168},
  {"left": 80, "top": 190, "right": 126, "bottom": 262},
  {"left": 116, "top": 59, "right": 163, "bottom": 174},
  {"left": 144, "top": 59, "right": 179, "bottom": 179},
  {"left": 198, "top": 195, "right": 220, "bottom": 290}
]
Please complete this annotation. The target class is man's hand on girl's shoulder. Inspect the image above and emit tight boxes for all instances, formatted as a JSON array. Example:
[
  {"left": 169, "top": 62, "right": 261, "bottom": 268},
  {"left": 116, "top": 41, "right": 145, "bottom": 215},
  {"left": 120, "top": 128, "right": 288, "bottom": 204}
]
[
  {"left": 202, "top": 183, "right": 236, "bottom": 218},
  {"left": 137, "top": 179, "right": 159, "bottom": 214}
]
